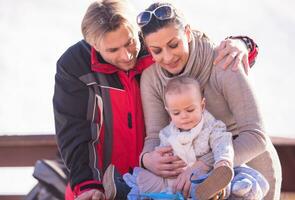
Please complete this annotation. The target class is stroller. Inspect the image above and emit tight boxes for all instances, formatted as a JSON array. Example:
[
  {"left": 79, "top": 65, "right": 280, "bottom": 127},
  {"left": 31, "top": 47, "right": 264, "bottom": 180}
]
[{"left": 25, "top": 158, "right": 68, "bottom": 200}]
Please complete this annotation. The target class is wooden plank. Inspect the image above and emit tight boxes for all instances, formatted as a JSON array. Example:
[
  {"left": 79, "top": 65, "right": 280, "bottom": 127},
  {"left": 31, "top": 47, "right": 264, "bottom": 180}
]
[
  {"left": 0, "top": 134, "right": 56, "bottom": 146},
  {"left": 271, "top": 136, "right": 295, "bottom": 146},
  {"left": 274, "top": 145, "right": 295, "bottom": 192},
  {"left": 0, "top": 134, "right": 58, "bottom": 167},
  {"left": 0, "top": 195, "right": 24, "bottom": 200}
]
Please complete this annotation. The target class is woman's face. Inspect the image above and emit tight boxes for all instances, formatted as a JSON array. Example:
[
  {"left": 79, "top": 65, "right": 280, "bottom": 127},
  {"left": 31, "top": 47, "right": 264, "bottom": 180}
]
[{"left": 144, "top": 24, "right": 192, "bottom": 75}]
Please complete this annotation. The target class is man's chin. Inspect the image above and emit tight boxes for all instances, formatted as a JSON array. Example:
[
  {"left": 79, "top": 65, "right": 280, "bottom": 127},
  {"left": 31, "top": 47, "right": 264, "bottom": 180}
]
[{"left": 120, "top": 63, "right": 136, "bottom": 71}]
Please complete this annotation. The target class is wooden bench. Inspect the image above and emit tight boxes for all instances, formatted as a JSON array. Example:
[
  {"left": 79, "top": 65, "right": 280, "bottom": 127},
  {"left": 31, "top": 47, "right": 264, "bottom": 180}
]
[{"left": 0, "top": 134, "right": 57, "bottom": 200}]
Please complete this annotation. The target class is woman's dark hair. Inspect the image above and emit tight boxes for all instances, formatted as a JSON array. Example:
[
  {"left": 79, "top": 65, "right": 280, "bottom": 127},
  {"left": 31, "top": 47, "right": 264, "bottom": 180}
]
[{"left": 140, "top": 2, "right": 186, "bottom": 37}]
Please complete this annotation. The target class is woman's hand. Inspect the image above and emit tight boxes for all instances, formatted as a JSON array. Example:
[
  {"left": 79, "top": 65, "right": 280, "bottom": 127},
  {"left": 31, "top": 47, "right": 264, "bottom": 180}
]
[
  {"left": 172, "top": 160, "right": 211, "bottom": 198},
  {"left": 214, "top": 38, "right": 249, "bottom": 75},
  {"left": 75, "top": 189, "right": 105, "bottom": 200},
  {"left": 142, "top": 146, "right": 186, "bottom": 178}
]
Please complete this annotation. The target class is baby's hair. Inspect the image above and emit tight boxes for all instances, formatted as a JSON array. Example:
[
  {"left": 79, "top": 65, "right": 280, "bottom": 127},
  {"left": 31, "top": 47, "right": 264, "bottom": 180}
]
[{"left": 164, "top": 76, "right": 203, "bottom": 104}]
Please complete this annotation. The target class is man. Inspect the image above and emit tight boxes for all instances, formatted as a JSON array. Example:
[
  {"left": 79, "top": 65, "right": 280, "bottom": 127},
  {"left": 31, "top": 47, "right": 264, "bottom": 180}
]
[{"left": 53, "top": 0, "right": 257, "bottom": 199}]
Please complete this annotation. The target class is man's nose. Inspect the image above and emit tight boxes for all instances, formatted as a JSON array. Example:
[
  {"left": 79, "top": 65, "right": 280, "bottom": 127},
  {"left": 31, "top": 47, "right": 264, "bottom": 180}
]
[{"left": 120, "top": 48, "right": 132, "bottom": 61}]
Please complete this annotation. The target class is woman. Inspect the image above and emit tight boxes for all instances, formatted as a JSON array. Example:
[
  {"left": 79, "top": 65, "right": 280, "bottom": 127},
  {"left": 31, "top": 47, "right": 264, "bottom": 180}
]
[{"left": 138, "top": 2, "right": 281, "bottom": 199}]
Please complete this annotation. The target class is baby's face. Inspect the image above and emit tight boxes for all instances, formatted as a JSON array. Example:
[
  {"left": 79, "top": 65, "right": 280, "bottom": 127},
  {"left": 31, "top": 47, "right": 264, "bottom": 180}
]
[{"left": 165, "top": 87, "right": 205, "bottom": 131}]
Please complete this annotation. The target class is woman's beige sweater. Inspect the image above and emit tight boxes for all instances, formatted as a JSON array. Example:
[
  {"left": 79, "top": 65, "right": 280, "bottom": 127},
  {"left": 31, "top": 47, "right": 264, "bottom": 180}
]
[{"left": 140, "top": 31, "right": 281, "bottom": 200}]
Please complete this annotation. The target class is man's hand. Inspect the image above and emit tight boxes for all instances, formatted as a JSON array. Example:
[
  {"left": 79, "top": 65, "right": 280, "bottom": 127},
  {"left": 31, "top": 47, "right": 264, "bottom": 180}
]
[
  {"left": 142, "top": 146, "right": 186, "bottom": 178},
  {"left": 75, "top": 189, "right": 105, "bottom": 200},
  {"left": 214, "top": 38, "right": 249, "bottom": 75}
]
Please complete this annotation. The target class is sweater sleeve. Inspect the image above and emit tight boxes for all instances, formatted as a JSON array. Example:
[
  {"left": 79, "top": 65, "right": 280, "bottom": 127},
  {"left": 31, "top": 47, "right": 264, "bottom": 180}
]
[
  {"left": 140, "top": 68, "right": 170, "bottom": 156},
  {"left": 216, "top": 66, "right": 267, "bottom": 167}
]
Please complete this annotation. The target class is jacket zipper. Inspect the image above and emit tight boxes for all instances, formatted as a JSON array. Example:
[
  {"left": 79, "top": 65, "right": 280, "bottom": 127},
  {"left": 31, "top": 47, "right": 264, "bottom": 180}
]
[
  {"left": 121, "top": 71, "right": 133, "bottom": 129},
  {"left": 128, "top": 112, "right": 132, "bottom": 129}
]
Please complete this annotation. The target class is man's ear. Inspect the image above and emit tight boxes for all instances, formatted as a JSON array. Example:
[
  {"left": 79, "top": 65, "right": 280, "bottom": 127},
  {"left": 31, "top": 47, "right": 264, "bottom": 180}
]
[
  {"left": 91, "top": 38, "right": 101, "bottom": 53},
  {"left": 184, "top": 24, "right": 192, "bottom": 43},
  {"left": 165, "top": 106, "right": 169, "bottom": 112}
]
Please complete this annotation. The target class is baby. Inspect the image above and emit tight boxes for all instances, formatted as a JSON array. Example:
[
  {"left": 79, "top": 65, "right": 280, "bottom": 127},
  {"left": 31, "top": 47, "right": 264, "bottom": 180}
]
[{"left": 123, "top": 76, "right": 268, "bottom": 200}]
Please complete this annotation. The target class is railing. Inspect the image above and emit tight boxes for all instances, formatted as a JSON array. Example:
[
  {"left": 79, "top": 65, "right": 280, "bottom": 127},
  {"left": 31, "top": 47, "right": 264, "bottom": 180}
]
[
  {"left": 0, "top": 135, "right": 57, "bottom": 167},
  {"left": 0, "top": 134, "right": 57, "bottom": 200},
  {"left": 0, "top": 134, "right": 294, "bottom": 200}
]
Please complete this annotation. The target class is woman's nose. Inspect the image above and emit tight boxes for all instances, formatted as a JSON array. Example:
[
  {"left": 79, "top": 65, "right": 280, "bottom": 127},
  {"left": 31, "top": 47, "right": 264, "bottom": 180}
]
[{"left": 162, "top": 49, "right": 173, "bottom": 63}]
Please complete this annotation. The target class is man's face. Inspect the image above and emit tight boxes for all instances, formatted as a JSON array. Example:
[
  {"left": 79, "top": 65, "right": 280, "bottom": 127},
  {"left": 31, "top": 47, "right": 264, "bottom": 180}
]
[{"left": 94, "top": 24, "right": 140, "bottom": 71}]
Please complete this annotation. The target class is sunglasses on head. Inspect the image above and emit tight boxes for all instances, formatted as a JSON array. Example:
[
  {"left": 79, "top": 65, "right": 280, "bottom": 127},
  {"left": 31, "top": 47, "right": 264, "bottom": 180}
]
[{"left": 136, "top": 5, "right": 175, "bottom": 27}]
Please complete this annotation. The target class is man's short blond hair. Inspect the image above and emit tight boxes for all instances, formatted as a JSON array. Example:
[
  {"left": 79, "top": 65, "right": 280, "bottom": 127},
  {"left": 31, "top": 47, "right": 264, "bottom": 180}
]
[{"left": 81, "top": 0, "right": 139, "bottom": 46}]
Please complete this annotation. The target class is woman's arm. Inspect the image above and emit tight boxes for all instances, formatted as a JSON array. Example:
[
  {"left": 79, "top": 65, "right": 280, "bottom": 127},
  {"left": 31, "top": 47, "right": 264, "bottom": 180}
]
[
  {"left": 140, "top": 68, "right": 169, "bottom": 154},
  {"left": 216, "top": 64, "right": 267, "bottom": 166}
]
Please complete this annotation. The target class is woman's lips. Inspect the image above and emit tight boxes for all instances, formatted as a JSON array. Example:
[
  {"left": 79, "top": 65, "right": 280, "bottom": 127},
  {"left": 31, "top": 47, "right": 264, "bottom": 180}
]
[{"left": 165, "top": 59, "right": 180, "bottom": 69}]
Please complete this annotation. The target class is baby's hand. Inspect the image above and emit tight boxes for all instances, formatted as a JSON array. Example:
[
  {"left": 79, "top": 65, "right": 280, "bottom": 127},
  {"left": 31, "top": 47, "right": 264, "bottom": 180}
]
[
  {"left": 172, "top": 160, "right": 211, "bottom": 198},
  {"left": 172, "top": 166, "right": 194, "bottom": 198},
  {"left": 190, "top": 160, "right": 211, "bottom": 180}
]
